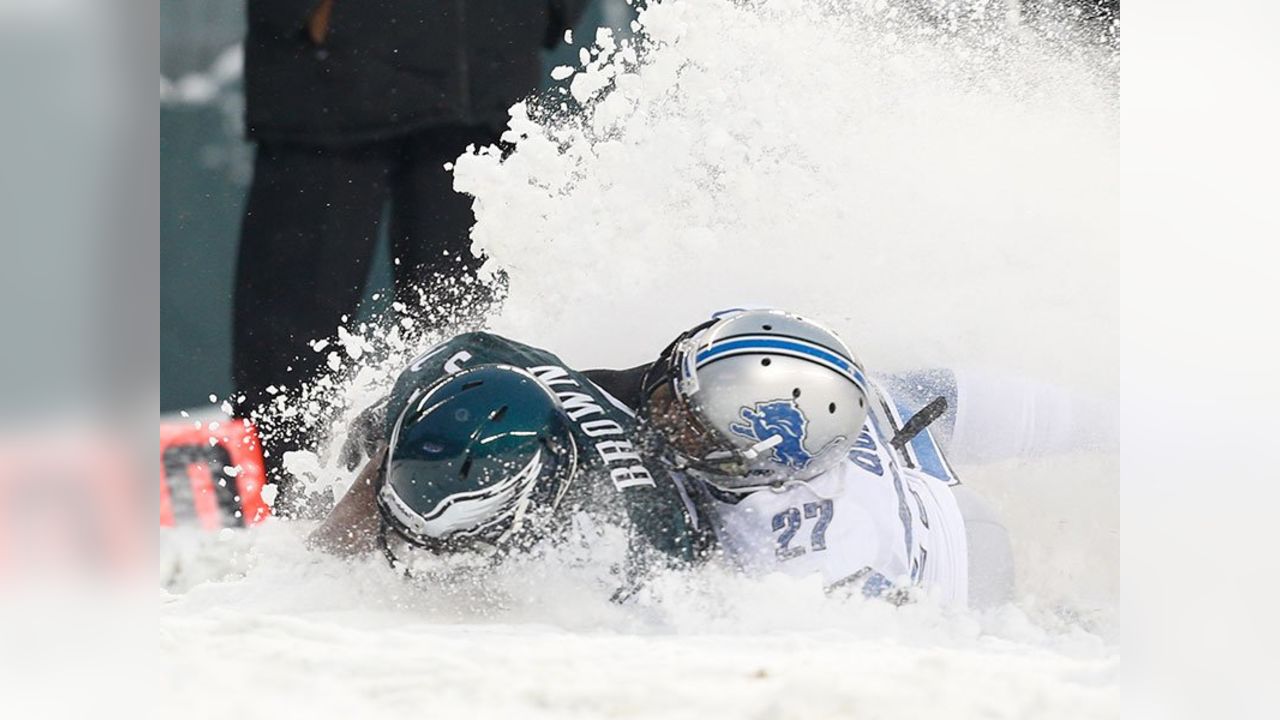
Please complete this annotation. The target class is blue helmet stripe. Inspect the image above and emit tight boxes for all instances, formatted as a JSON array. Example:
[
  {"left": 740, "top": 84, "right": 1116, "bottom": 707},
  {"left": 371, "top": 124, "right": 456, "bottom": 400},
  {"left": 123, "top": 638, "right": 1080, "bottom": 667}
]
[{"left": 696, "top": 337, "right": 865, "bottom": 388}]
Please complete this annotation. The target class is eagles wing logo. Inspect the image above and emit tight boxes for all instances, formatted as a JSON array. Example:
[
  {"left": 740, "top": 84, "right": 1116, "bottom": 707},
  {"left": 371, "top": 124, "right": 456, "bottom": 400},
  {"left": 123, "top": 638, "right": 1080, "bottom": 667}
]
[{"left": 729, "top": 399, "right": 816, "bottom": 469}]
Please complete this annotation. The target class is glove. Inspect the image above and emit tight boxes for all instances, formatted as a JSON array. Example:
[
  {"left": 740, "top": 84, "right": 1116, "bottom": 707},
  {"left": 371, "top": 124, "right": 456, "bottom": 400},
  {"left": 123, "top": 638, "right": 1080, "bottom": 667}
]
[{"left": 339, "top": 397, "right": 389, "bottom": 471}]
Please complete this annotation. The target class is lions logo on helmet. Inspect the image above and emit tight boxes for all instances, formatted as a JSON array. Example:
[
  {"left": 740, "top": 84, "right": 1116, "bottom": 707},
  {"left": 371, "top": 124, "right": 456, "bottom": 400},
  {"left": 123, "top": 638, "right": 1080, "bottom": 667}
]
[
  {"left": 644, "top": 308, "right": 870, "bottom": 489},
  {"left": 729, "top": 399, "right": 841, "bottom": 471}
]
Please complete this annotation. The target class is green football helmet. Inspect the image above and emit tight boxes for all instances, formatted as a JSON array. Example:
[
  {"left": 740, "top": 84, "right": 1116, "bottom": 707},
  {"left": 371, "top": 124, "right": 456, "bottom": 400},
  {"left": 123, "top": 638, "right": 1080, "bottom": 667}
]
[{"left": 376, "top": 364, "right": 578, "bottom": 557}]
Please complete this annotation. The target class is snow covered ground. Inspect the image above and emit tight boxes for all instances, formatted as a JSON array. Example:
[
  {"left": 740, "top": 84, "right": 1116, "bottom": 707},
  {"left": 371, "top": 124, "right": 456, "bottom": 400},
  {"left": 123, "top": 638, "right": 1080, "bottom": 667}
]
[
  {"left": 162, "top": 573, "right": 1115, "bottom": 719},
  {"left": 160, "top": 1, "right": 1118, "bottom": 717},
  {"left": 161, "top": 451, "right": 1117, "bottom": 719}
]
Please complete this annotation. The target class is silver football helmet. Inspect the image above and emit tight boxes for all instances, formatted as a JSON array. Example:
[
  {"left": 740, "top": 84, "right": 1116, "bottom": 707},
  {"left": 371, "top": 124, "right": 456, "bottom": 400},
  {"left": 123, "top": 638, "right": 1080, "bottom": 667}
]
[{"left": 641, "top": 309, "right": 870, "bottom": 491}]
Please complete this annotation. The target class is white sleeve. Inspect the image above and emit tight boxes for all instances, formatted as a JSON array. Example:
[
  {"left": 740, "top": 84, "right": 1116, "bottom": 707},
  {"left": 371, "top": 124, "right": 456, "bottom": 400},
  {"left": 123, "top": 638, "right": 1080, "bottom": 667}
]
[{"left": 947, "top": 367, "right": 1116, "bottom": 464}]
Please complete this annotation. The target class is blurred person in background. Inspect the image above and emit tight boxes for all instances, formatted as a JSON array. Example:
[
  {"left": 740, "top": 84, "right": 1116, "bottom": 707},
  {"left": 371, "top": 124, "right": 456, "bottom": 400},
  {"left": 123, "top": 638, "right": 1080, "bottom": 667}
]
[{"left": 233, "top": 0, "right": 587, "bottom": 507}]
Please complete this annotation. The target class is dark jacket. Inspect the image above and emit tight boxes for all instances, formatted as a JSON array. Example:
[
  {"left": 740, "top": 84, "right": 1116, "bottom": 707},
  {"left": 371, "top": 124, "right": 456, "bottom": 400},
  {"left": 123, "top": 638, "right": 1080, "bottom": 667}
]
[{"left": 245, "top": 0, "right": 588, "bottom": 145}]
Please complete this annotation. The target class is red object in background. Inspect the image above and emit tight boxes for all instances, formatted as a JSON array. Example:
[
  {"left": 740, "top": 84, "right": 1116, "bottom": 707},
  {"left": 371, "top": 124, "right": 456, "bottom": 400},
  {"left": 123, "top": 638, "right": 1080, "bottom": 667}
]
[{"left": 160, "top": 419, "right": 270, "bottom": 529}]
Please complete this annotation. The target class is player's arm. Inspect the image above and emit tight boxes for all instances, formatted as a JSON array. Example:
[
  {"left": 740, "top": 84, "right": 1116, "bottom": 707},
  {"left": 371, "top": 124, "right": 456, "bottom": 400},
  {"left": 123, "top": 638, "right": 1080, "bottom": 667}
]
[
  {"left": 882, "top": 368, "right": 1115, "bottom": 463},
  {"left": 308, "top": 445, "right": 387, "bottom": 557},
  {"left": 582, "top": 364, "right": 652, "bottom": 411},
  {"left": 621, "top": 469, "right": 719, "bottom": 574}
]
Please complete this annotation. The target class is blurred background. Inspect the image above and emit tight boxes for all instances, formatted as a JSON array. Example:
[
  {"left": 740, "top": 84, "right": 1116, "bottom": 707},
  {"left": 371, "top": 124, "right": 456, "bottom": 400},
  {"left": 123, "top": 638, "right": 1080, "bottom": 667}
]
[{"left": 160, "top": 0, "right": 641, "bottom": 413}]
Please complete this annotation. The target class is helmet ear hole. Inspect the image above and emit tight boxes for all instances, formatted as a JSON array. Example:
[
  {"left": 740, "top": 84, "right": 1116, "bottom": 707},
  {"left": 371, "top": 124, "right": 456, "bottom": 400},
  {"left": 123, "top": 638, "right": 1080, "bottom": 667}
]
[
  {"left": 460, "top": 457, "right": 473, "bottom": 479},
  {"left": 792, "top": 388, "right": 801, "bottom": 398},
  {"left": 762, "top": 324, "right": 773, "bottom": 331},
  {"left": 761, "top": 358, "right": 772, "bottom": 367},
  {"left": 828, "top": 403, "right": 836, "bottom": 414}
]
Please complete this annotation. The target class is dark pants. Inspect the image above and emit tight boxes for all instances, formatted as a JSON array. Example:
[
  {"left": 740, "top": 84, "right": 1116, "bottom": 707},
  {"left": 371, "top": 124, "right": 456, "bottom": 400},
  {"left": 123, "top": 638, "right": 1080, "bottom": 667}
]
[{"left": 232, "top": 125, "right": 499, "bottom": 495}]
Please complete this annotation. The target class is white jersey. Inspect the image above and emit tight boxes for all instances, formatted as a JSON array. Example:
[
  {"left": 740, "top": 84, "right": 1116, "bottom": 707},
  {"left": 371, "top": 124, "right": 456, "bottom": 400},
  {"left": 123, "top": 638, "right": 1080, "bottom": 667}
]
[{"left": 705, "top": 382, "right": 969, "bottom": 606}]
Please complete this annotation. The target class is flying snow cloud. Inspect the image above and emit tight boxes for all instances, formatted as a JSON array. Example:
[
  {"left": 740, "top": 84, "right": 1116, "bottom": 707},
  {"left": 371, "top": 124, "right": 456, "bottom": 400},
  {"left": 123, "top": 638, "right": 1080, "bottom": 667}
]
[{"left": 454, "top": 0, "right": 1119, "bottom": 393}]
